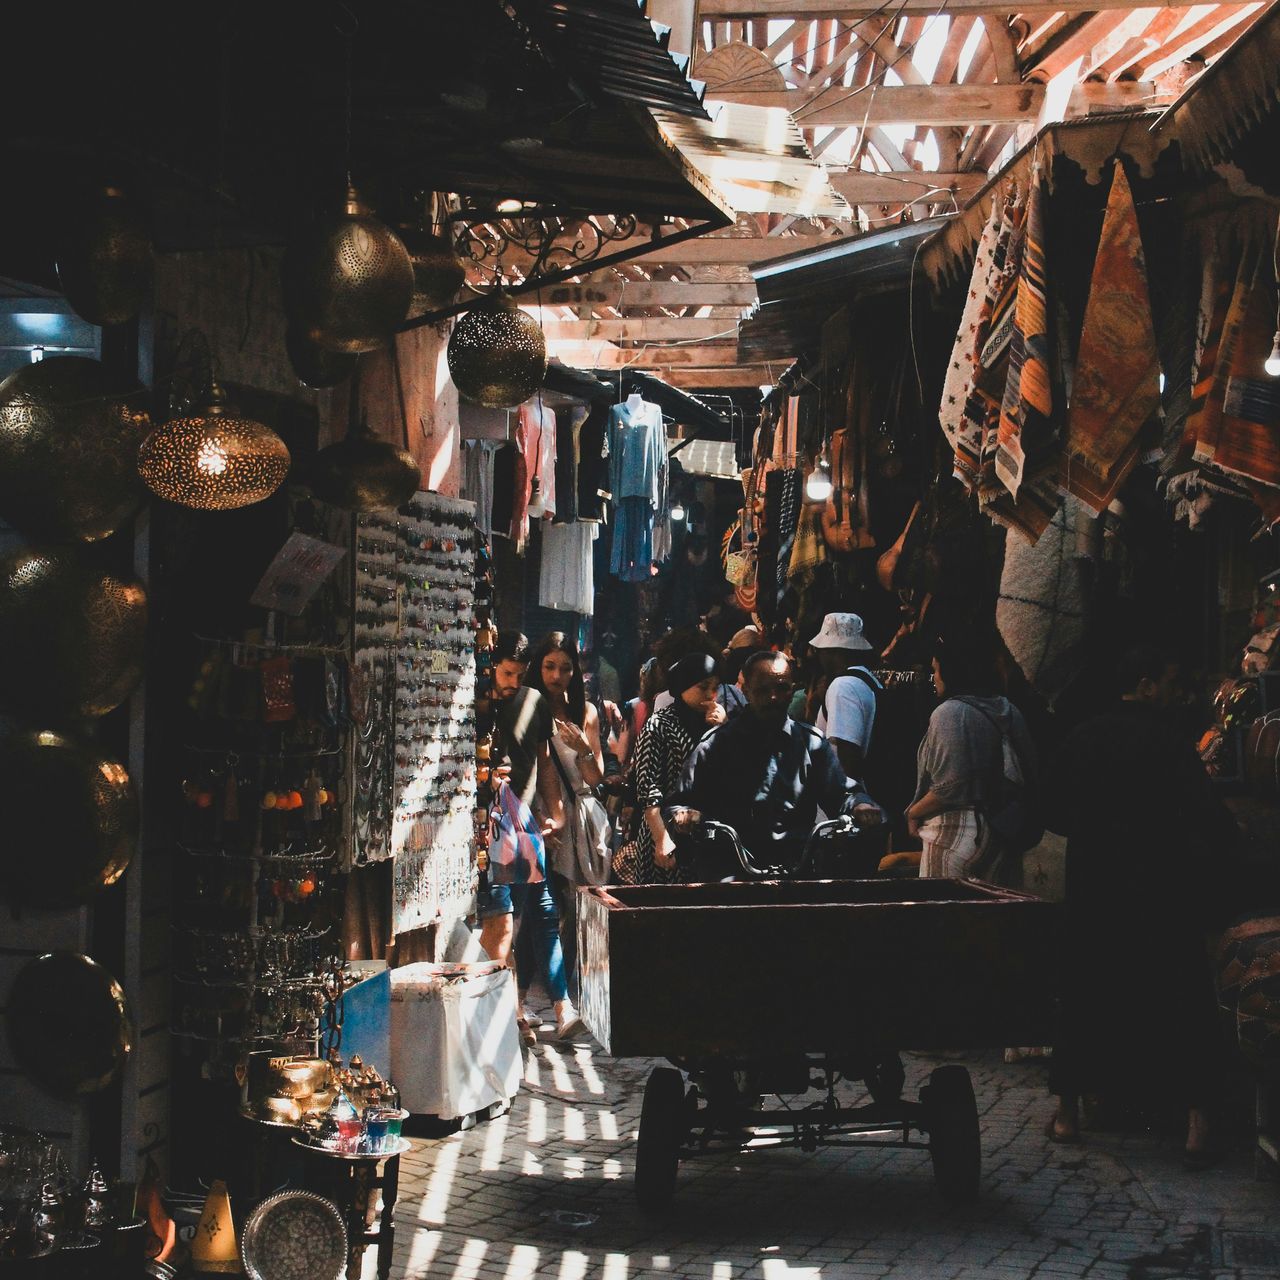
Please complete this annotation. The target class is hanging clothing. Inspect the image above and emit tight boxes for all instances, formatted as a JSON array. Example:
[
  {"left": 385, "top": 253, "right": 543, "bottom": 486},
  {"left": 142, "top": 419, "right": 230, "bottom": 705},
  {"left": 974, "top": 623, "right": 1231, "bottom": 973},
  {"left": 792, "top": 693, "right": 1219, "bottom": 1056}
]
[
  {"left": 512, "top": 399, "right": 557, "bottom": 551},
  {"left": 553, "top": 405, "right": 583, "bottom": 524},
  {"left": 462, "top": 439, "right": 500, "bottom": 538},
  {"left": 490, "top": 443, "right": 517, "bottom": 540},
  {"left": 606, "top": 398, "right": 665, "bottom": 507},
  {"left": 611, "top": 497, "right": 654, "bottom": 583},
  {"left": 577, "top": 404, "right": 610, "bottom": 521},
  {"left": 539, "top": 522, "right": 598, "bottom": 615}
]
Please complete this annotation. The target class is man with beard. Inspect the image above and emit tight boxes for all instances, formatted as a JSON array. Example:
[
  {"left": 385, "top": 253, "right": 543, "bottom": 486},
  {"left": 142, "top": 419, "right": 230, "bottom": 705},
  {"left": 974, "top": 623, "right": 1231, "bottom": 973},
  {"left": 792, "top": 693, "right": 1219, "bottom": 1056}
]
[{"left": 666, "top": 651, "right": 882, "bottom": 880}]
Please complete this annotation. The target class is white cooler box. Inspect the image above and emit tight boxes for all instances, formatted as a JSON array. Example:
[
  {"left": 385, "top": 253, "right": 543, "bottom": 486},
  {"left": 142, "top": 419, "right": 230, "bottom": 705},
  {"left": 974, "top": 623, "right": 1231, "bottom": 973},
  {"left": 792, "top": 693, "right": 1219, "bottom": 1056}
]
[{"left": 389, "top": 961, "right": 522, "bottom": 1120}]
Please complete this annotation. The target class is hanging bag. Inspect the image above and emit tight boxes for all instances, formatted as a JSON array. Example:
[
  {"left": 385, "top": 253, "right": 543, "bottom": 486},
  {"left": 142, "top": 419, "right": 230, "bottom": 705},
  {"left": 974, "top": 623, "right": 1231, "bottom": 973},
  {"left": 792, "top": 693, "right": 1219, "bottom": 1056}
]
[
  {"left": 548, "top": 737, "right": 612, "bottom": 887},
  {"left": 487, "top": 779, "right": 546, "bottom": 885}
]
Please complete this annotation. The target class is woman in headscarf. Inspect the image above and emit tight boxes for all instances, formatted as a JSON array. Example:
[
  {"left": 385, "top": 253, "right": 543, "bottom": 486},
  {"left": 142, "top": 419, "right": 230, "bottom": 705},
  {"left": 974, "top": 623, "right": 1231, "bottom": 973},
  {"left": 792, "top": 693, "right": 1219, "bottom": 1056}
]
[{"left": 630, "top": 653, "right": 724, "bottom": 883}]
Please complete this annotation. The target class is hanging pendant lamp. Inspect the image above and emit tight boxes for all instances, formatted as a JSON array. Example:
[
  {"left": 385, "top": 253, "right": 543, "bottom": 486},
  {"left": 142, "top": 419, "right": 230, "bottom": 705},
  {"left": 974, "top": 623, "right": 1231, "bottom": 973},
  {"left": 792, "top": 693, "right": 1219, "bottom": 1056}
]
[
  {"left": 399, "top": 225, "right": 466, "bottom": 313},
  {"left": 0, "top": 355, "right": 150, "bottom": 541},
  {"left": 311, "top": 417, "right": 419, "bottom": 513},
  {"left": 283, "top": 187, "right": 414, "bottom": 354},
  {"left": 55, "top": 184, "right": 156, "bottom": 327},
  {"left": 138, "top": 380, "right": 290, "bottom": 511},
  {"left": 286, "top": 325, "right": 359, "bottom": 389},
  {"left": 447, "top": 292, "right": 547, "bottom": 409}
]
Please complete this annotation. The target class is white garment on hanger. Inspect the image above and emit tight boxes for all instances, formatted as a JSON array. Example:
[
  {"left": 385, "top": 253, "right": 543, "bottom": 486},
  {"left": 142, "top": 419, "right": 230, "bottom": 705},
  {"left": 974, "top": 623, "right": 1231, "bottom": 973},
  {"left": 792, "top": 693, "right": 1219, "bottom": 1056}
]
[{"left": 538, "top": 522, "right": 598, "bottom": 615}]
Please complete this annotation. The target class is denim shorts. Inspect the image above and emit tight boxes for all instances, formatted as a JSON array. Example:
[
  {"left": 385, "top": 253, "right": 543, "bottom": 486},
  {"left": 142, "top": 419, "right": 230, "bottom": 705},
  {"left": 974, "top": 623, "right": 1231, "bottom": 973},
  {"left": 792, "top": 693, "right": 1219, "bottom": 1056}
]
[{"left": 476, "top": 881, "right": 513, "bottom": 919}]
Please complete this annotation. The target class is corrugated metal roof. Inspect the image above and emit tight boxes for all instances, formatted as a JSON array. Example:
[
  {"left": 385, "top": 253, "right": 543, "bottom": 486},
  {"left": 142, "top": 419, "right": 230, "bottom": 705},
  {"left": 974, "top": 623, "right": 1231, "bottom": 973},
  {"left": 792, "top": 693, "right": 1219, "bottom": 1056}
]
[
  {"left": 512, "top": 0, "right": 710, "bottom": 119},
  {"left": 654, "top": 102, "right": 852, "bottom": 219}
]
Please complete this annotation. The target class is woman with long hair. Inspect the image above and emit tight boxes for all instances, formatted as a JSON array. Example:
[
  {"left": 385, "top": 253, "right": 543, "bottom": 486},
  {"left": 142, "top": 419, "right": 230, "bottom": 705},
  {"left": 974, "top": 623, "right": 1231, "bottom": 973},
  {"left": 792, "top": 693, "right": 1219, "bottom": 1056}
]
[
  {"left": 525, "top": 632, "right": 608, "bottom": 1001},
  {"left": 905, "top": 634, "right": 1037, "bottom": 877}
]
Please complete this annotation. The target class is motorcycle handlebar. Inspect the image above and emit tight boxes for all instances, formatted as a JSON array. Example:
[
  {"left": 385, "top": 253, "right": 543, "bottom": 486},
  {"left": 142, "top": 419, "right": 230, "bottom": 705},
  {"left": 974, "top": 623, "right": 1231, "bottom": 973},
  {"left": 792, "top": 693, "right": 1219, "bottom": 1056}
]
[{"left": 699, "top": 814, "right": 860, "bottom": 880}]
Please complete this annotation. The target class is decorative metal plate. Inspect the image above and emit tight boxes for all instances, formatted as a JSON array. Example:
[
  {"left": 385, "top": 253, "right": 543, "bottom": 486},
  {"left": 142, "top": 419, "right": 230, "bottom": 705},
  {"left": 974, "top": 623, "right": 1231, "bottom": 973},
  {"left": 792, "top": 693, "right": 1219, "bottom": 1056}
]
[{"left": 240, "top": 1190, "right": 347, "bottom": 1280}]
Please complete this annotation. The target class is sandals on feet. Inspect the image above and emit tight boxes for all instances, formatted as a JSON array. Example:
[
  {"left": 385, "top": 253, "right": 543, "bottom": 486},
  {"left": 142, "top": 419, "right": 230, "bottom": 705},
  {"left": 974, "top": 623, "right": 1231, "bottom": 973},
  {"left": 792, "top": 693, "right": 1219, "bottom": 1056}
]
[{"left": 1044, "top": 1116, "right": 1082, "bottom": 1145}]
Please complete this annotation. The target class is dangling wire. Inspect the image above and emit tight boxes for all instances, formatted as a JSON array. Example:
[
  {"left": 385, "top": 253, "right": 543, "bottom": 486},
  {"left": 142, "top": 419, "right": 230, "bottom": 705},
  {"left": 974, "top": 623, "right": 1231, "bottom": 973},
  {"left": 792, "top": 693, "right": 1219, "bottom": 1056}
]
[{"left": 335, "top": 3, "right": 359, "bottom": 189}]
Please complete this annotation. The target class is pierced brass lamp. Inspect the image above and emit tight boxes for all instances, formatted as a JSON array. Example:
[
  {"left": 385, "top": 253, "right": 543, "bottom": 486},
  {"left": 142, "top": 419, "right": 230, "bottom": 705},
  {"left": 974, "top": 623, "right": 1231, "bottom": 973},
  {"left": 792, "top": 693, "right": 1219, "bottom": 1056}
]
[
  {"left": 447, "top": 292, "right": 547, "bottom": 408},
  {"left": 139, "top": 380, "right": 290, "bottom": 510}
]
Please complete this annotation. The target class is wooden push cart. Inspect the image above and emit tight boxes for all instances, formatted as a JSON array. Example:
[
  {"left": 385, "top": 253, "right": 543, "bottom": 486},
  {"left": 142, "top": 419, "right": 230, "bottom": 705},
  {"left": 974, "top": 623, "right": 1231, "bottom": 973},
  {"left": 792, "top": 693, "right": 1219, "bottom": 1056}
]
[{"left": 579, "top": 846, "right": 1060, "bottom": 1210}]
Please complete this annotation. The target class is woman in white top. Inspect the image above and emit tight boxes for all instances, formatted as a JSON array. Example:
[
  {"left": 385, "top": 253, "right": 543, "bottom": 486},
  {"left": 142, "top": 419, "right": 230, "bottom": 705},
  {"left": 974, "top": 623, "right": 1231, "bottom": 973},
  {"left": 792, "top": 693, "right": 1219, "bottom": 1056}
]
[{"left": 525, "top": 632, "right": 608, "bottom": 1010}]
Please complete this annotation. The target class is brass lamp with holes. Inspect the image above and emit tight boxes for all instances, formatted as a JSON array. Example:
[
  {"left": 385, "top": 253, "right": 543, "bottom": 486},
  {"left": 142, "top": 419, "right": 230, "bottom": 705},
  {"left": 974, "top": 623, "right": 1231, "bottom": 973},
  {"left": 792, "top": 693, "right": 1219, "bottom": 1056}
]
[
  {"left": 138, "top": 336, "right": 291, "bottom": 511},
  {"left": 447, "top": 292, "right": 546, "bottom": 408}
]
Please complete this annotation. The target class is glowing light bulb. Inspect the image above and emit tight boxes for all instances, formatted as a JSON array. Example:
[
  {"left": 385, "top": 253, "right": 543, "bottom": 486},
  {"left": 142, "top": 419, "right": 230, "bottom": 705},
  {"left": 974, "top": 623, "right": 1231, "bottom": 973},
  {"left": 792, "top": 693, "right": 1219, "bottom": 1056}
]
[
  {"left": 1266, "top": 332, "right": 1280, "bottom": 378},
  {"left": 670, "top": 500, "right": 687, "bottom": 523},
  {"left": 196, "top": 440, "right": 229, "bottom": 476},
  {"left": 804, "top": 458, "right": 833, "bottom": 503}
]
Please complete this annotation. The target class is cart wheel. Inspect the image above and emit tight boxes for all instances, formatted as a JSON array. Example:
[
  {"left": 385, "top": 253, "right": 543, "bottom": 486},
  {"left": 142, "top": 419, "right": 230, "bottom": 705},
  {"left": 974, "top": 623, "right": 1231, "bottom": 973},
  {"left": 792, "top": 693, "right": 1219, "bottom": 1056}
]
[
  {"left": 922, "top": 1065, "right": 980, "bottom": 1203},
  {"left": 636, "top": 1067, "right": 685, "bottom": 1212}
]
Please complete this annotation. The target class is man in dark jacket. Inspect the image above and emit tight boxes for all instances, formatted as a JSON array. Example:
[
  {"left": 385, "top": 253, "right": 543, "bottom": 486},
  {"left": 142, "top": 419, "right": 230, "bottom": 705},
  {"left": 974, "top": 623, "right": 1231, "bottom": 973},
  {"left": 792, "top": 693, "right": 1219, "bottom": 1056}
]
[{"left": 1046, "top": 645, "right": 1238, "bottom": 1167}]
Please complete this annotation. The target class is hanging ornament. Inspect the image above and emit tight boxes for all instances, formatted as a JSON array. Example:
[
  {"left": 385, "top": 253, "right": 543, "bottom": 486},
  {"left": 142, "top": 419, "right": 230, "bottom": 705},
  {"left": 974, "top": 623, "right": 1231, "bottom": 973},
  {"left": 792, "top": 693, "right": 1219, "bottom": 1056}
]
[
  {"left": 138, "top": 380, "right": 290, "bottom": 511},
  {"left": 399, "top": 225, "right": 466, "bottom": 312},
  {"left": 447, "top": 293, "right": 546, "bottom": 408},
  {"left": 0, "top": 546, "right": 147, "bottom": 720},
  {"left": 285, "top": 325, "right": 358, "bottom": 389},
  {"left": 283, "top": 187, "right": 413, "bottom": 354},
  {"left": 4, "top": 951, "right": 133, "bottom": 1095},
  {"left": 310, "top": 418, "right": 418, "bottom": 513},
  {"left": 55, "top": 184, "right": 156, "bottom": 327},
  {"left": 0, "top": 726, "right": 138, "bottom": 907},
  {"left": 0, "top": 356, "right": 150, "bottom": 542}
]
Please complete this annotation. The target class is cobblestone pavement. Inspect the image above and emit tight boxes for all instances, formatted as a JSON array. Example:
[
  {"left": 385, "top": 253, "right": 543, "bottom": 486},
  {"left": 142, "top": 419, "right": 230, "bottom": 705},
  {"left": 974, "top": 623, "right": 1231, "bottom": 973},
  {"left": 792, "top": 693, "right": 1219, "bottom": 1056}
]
[{"left": 379, "top": 1026, "right": 1279, "bottom": 1280}]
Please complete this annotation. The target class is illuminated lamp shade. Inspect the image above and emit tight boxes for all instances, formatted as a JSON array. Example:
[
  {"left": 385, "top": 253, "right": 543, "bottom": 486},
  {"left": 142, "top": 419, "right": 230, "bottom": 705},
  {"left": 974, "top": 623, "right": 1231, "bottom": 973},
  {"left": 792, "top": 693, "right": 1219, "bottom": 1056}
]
[
  {"left": 5, "top": 951, "right": 133, "bottom": 1096},
  {"left": 0, "top": 356, "right": 150, "bottom": 541},
  {"left": 399, "top": 226, "right": 467, "bottom": 312},
  {"left": 55, "top": 185, "right": 156, "bottom": 327},
  {"left": 311, "top": 420, "right": 420, "bottom": 513},
  {"left": 0, "top": 545, "right": 147, "bottom": 720},
  {"left": 0, "top": 726, "right": 138, "bottom": 907},
  {"left": 191, "top": 1180, "right": 239, "bottom": 1274},
  {"left": 447, "top": 293, "right": 547, "bottom": 409},
  {"left": 283, "top": 187, "right": 414, "bottom": 354},
  {"left": 138, "top": 382, "right": 291, "bottom": 510}
]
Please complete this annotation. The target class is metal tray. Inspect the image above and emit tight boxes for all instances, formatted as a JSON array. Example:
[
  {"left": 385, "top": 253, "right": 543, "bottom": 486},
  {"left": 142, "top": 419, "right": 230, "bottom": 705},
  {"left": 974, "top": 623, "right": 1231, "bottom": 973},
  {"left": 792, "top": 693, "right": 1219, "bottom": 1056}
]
[{"left": 240, "top": 1189, "right": 346, "bottom": 1280}]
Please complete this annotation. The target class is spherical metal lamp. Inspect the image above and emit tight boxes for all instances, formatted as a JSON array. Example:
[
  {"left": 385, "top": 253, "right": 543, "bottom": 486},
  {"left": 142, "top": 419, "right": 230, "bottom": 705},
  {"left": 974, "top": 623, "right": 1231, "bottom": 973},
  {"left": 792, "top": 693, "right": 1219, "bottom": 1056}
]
[
  {"left": 399, "top": 226, "right": 466, "bottom": 312},
  {"left": 55, "top": 185, "right": 156, "bottom": 327},
  {"left": 0, "top": 727, "right": 138, "bottom": 907},
  {"left": 447, "top": 293, "right": 547, "bottom": 408},
  {"left": 138, "top": 381, "right": 291, "bottom": 511},
  {"left": 310, "top": 419, "right": 420, "bottom": 513},
  {"left": 5, "top": 952, "right": 133, "bottom": 1095},
  {"left": 286, "top": 325, "right": 358, "bottom": 390},
  {"left": 0, "top": 546, "right": 147, "bottom": 720},
  {"left": 0, "top": 356, "right": 150, "bottom": 542},
  {"left": 283, "top": 187, "right": 414, "bottom": 354}
]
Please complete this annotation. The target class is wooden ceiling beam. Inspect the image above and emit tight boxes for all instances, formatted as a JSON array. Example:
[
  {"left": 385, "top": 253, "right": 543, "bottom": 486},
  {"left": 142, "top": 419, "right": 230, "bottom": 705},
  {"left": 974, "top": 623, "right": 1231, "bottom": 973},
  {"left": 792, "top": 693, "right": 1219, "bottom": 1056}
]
[
  {"left": 547, "top": 344, "right": 744, "bottom": 367},
  {"left": 540, "top": 282, "right": 759, "bottom": 308},
  {"left": 829, "top": 169, "right": 987, "bottom": 202},
  {"left": 701, "top": 0, "right": 1201, "bottom": 15},
  {"left": 539, "top": 318, "right": 742, "bottom": 342},
  {"left": 707, "top": 82, "right": 1045, "bottom": 125},
  {"left": 498, "top": 231, "right": 854, "bottom": 269},
  {"left": 665, "top": 367, "right": 785, "bottom": 388}
]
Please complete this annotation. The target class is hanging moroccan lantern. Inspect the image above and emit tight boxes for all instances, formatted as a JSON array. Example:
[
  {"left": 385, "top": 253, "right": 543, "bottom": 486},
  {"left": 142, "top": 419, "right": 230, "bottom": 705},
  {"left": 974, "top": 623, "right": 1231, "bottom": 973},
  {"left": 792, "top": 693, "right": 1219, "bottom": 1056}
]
[
  {"left": 0, "top": 546, "right": 147, "bottom": 720},
  {"left": 0, "top": 356, "right": 150, "bottom": 542},
  {"left": 447, "top": 293, "right": 546, "bottom": 408},
  {"left": 5, "top": 952, "right": 133, "bottom": 1095},
  {"left": 55, "top": 185, "right": 156, "bottom": 327},
  {"left": 282, "top": 187, "right": 414, "bottom": 354},
  {"left": 138, "top": 381, "right": 291, "bottom": 511},
  {"left": 285, "top": 325, "right": 358, "bottom": 389},
  {"left": 399, "top": 226, "right": 466, "bottom": 313},
  {"left": 0, "top": 727, "right": 138, "bottom": 907},
  {"left": 310, "top": 419, "right": 420, "bottom": 512}
]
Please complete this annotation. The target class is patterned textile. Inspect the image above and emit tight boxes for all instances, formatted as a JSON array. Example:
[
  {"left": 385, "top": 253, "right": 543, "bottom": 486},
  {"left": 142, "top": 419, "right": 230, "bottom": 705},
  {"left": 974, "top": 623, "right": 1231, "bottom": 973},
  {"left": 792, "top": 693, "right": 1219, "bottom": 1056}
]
[
  {"left": 941, "top": 198, "right": 1004, "bottom": 462},
  {"left": 986, "top": 474, "right": 1063, "bottom": 545},
  {"left": 996, "top": 496, "right": 1087, "bottom": 698},
  {"left": 774, "top": 468, "right": 802, "bottom": 610},
  {"left": 787, "top": 504, "right": 827, "bottom": 580},
  {"left": 1192, "top": 248, "right": 1259, "bottom": 469},
  {"left": 1061, "top": 163, "right": 1161, "bottom": 513},
  {"left": 996, "top": 161, "right": 1053, "bottom": 500},
  {"left": 919, "top": 809, "right": 989, "bottom": 878},
  {"left": 630, "top": 705, "right": 698, "bottom": 884}
]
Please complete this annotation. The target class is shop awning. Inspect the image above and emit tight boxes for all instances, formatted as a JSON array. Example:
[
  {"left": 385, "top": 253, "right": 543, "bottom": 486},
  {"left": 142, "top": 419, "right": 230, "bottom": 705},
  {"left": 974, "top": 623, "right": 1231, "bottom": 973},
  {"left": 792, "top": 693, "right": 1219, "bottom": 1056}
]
[
  {"left": 739, "top": 219, "right": 947, "bottom": 362},
  {"left": 652, "top": 102, "right": 853, "bottom": 220},
  {"left": 1152, "top": 1, "right": 1280, "bottom": 182}
]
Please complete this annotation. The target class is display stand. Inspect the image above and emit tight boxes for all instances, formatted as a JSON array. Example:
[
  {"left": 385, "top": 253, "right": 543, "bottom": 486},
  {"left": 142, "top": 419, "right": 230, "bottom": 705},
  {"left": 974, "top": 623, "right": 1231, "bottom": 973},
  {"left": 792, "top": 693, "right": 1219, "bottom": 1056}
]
[{"left": 291, "top": 1139, "right": 409, "bottom": 1280}]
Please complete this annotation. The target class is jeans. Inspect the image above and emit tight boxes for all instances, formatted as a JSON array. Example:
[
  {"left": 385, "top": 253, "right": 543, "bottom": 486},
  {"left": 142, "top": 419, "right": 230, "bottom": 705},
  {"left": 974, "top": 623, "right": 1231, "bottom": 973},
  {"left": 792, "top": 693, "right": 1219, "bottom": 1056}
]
[{"left": 512, "top": 879, "right": 568, "bottom": 1004}]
